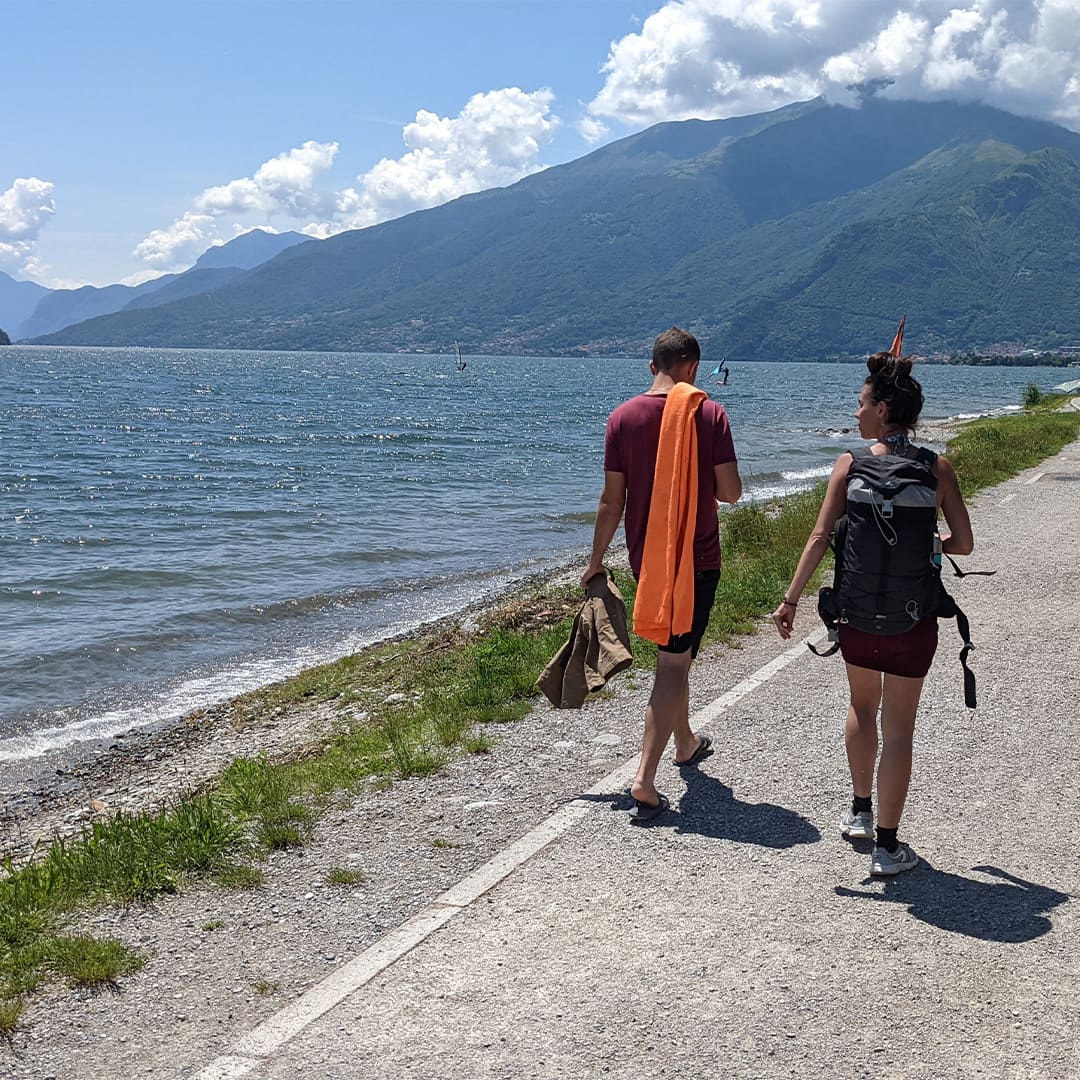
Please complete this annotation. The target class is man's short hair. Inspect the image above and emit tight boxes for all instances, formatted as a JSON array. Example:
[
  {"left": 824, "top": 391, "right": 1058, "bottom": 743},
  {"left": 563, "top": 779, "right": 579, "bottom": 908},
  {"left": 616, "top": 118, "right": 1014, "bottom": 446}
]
[{"left": 652, "top": 327, "right": 701, "bottom": 371}]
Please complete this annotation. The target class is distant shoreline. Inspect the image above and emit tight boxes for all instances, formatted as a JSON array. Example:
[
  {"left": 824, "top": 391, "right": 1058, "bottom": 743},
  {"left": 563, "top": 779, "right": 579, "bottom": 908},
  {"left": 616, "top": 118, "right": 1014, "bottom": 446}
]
[
  {"left": 921, "top": 353, "right": 1080, "bottom": 368},
  {"left": 9, "top": 341, "right": 1080, "bottom": 367}
]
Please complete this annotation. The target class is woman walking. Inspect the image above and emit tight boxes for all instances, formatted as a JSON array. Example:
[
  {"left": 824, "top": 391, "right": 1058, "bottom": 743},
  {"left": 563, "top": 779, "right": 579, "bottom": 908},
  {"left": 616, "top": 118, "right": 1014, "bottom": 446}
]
[{"left": 772, "top": 353, "right": 974, "bottom": 875}]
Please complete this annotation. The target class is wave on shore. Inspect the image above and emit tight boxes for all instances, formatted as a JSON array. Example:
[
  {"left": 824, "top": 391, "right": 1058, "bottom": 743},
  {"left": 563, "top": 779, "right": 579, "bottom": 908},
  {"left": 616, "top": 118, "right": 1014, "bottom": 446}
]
[{"left": 0, "top": 553, "right": 584, "bottom": 764}]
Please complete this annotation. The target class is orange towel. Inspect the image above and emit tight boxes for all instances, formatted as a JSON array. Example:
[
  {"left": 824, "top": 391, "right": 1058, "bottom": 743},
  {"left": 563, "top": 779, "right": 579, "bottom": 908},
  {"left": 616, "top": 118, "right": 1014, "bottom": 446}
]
[{"left": 633, "top": 382, "right": 706, "bottom": 645}]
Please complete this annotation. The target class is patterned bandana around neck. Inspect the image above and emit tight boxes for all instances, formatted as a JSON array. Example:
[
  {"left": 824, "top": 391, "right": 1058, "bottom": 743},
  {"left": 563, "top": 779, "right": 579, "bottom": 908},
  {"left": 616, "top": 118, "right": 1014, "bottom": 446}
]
[{"left": 883, "top": 432, "right": 911, "bottom": 454}]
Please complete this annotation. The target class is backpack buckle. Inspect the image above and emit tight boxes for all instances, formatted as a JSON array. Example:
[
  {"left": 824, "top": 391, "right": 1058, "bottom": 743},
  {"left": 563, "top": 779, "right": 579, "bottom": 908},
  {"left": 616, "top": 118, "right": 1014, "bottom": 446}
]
[{"left": 881, "top": 498, "right": 894, "bottom": 519}]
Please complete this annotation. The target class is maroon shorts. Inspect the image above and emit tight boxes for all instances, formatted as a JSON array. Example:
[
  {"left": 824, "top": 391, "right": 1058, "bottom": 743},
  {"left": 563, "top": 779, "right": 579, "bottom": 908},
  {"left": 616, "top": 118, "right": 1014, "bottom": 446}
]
[{"left": 838, "top": 618, "right": 938, "bottom": 679}]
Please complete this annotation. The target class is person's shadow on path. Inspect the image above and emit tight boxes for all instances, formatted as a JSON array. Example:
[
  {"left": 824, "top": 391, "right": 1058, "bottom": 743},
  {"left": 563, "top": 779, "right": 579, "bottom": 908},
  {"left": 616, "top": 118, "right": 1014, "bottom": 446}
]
[
  {"left": 581, "top": 772, "right": 820, "bottom": 849},
  {"left": 836, "top": 863, "right": 1072, "bottom": 942},
  {"left": 674, "top": 771, "right": 821, "bottom": 848}
]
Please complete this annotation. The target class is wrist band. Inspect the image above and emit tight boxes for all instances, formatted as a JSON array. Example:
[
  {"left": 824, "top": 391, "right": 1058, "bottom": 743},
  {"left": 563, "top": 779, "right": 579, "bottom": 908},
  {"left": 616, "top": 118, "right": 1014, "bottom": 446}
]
[{"left": 781, "top": 597, "right": 798, "bottom": 608}]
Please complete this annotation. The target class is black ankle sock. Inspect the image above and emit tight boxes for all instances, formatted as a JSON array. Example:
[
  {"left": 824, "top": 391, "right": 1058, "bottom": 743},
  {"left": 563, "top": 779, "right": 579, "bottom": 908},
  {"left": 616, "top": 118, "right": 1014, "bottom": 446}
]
[
  {"left": 876, "top": 827, "right": 899, "bottom": 852},
  {"left": 852, "top": 795, "right": 872, "bottom": 815}
]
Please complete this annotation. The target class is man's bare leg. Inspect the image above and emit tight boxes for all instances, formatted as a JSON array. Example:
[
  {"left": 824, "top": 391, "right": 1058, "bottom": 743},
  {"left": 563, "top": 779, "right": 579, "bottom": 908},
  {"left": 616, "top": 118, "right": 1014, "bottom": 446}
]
[
  {"left": 671, "top": 672, "right": 706, "bottom": 764},
  {"left": 631, "top": 649, "right": 693, "bottom": 806}
]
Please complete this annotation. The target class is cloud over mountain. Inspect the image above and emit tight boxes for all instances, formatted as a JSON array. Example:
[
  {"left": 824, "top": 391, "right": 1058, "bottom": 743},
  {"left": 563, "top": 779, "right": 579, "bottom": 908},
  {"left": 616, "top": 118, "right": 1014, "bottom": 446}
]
[
  {"left": 134, "top": 88, "right": 559, "bottom": 268},
  {"left": 134, "top": 142, "right": 339, "bottom": 267},
  {"left": 323, "top": 87, "right": 559, "bottom": 233},
  {"left": 587, "top": 1, "right": 1080, "bottom": 130}
]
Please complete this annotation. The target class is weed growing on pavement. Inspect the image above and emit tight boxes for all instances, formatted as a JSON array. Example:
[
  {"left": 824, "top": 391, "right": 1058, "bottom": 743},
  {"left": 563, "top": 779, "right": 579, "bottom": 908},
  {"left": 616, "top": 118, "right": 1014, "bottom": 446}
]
[
  {"left": 52, "top": 936, "right": 145, "bottom": 988},
  {"left": 463, "top": 731, "right": 496, "bottom": 754},
  {"left": 253, "top": 979, "right": 279, "bottom": 995},
  {"left": 325, "top": 868, "right": 364, "bottom": 886},
  {"left": 0, "top": 997, "right": 24, "bottom": 1037},
  {"left": 202, "top": 920, "right": 224, "bottom": 932},
  {"left": 215, "top": 864, "right": 265, "bottom": 890}
]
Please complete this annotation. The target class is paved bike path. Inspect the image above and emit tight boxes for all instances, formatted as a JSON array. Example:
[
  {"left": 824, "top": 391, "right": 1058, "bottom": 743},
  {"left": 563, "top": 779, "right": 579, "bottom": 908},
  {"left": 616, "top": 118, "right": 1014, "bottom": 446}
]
[{"left": 201, "top": 443, "right": 1080, "bottom": 1080}]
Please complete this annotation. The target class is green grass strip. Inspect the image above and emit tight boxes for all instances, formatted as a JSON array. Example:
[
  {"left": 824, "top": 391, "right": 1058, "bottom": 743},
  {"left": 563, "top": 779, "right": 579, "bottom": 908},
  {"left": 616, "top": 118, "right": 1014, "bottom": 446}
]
[{"left": 947, "top": 407, "right": 1080, "bottom": 495}]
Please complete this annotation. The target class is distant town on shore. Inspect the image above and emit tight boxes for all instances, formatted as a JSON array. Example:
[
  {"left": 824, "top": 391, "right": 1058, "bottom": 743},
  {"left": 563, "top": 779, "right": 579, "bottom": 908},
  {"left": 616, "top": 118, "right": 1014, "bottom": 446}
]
[{"left": 918, "top": 345, "right": 1080, "bottom": 367}]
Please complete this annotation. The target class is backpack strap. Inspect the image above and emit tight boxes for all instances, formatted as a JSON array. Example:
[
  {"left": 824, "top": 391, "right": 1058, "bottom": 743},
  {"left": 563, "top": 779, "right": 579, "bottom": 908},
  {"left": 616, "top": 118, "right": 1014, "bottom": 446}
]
[
  {"left": 936, "top": 587, "right": 977, "bottom": 709},
  {"left": 914, "top": 446, "right": 938, "bottom": 468},
  {"left": 808, "top": 631, "right": 840, "bottom": 657},
  {"left": 944, "top": 554, "right": 996, "bottom": 578},
  {"left": 953, "top": 603, "right": 977, "bottom": 709},
  {"left": 807, "top": 587, "right": 842, "bottom": 656},
  {"left": 847, "top": 446, "right": 873, "bottom": 461}
]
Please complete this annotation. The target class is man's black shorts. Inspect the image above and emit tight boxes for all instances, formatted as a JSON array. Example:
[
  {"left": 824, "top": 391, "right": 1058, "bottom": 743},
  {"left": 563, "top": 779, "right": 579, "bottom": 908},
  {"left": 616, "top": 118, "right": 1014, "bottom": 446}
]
[{"left": 659, "top": 569, "right": 721, "bottom": 659}]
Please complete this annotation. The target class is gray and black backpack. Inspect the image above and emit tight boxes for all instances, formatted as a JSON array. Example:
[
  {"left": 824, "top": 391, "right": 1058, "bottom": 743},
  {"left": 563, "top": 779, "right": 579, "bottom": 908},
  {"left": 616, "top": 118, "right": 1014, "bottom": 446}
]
[{"left": 811, "top": 446, "right": 991, "bottom": 706}]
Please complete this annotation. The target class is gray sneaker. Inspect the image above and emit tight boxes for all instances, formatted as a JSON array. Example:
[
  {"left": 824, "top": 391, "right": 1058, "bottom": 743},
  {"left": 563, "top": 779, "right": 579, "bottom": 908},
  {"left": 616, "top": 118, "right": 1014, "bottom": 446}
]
[
  {"left": 840, "top": 809, "right": 874, "bottom": 840},
  {"left": 871, "top": 842, "right": 919, "bottom": 876}
]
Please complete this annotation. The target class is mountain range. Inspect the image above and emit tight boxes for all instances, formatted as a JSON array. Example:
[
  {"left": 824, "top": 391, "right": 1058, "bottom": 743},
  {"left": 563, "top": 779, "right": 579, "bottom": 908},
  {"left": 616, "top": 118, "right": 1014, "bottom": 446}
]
[
  {"left": 19, "top": 97, "right": 1080, "bottom": 359},
  {"left": 0, "top": 275, "right": 50, "bottom": 340},
  {"left": 2, "top": 229, "right": 310, "bottom": 342}
]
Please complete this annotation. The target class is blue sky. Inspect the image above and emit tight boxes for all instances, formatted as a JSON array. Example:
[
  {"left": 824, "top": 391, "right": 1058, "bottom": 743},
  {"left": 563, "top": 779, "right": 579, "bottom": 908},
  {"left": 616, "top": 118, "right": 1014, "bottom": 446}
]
[{"left": 4, "top": 0, "right": 1078, "bottom": 288}]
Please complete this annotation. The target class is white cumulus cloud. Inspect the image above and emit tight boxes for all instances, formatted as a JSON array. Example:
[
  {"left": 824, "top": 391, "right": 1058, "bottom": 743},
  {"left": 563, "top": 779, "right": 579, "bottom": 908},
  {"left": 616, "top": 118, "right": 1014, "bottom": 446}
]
[
  {"left": 194, "top": 141, "right": 338, "bottom": 217},
  {"left": 134, "top": 142, "right": 338, "bottom": 268},
  {"left": 586, "top": 1, "right": 1080, "bottom": 131},
  {"left": 327, "top": 87, "right": 559, "bottom": 231},
  {"left": 578, "top": 114, "right": 612, "bottom": 145},
  {"left": 133, "top": 211, "right": 218, "bottom": 268},
  {"left": 135, "top": 88, "right": 560, "bottom": 269},
  {"left": 0, "top": 177, "right": 56, "bottom": 271}
]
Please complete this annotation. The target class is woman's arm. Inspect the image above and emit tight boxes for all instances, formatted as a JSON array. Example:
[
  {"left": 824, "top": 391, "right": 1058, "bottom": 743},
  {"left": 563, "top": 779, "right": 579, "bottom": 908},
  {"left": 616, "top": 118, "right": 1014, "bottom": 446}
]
[
  {"left": 772, "top": 454, "right": 850, "bottom": 640},
  {"left": 935, "top": 455, "right": 974, "bottom": 556}
]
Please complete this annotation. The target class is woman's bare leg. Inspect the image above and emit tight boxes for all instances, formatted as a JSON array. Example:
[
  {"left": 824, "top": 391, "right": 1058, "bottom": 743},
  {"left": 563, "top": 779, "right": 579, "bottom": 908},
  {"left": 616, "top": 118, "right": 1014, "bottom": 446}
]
[
  {"left": 877, "top": 673, "right": 925, "bottom": 829},
  {"left": 844, "top": 663, "right": 882, "bottom": 799}
]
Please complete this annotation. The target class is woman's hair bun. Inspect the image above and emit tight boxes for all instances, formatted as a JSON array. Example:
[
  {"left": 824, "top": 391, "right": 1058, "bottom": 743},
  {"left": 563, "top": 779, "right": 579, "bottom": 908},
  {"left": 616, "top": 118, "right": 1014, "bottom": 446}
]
[{"left": 866, "top": 352, "right": 913, "bottom": 378}]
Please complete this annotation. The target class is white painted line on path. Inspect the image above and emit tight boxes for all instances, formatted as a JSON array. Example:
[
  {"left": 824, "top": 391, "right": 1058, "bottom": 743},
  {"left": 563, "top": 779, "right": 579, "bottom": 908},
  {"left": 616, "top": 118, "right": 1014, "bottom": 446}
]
[
  {"left": 196, "top": 1056, "right": 261, "bottom": 1080},
  {"left": 1027, "top": 472, "right": 1046, "bottom": 485},
  {"left": 439, "top": 801, "right": 592, "bottom": 908},
  {"left": 999, "top": 492, "right": 1018, "bottom": 505},
  {"left": 196, "top": 629, "right": 823, "bottom": 1079},
  {"left": 233, "top": 904, "right": 460, "bottom": 1060},
  {"left": 683, "top": 631, "right": 826, "bottom": 733}
]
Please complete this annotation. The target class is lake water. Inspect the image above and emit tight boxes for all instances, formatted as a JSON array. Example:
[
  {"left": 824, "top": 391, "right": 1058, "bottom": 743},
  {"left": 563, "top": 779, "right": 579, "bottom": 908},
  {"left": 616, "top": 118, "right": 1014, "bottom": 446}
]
[{"left": 0, "top": 346, "right": 1058, "bottom": 759}]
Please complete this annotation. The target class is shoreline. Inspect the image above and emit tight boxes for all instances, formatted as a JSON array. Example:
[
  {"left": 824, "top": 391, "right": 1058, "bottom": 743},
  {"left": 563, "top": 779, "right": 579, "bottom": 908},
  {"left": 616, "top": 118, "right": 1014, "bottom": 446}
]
[
  {"left": 0, "top": 545, "right": 594, "bottom": 758},
  {"left": 0, "top": 548, "right": 598, "bottom": 856}
]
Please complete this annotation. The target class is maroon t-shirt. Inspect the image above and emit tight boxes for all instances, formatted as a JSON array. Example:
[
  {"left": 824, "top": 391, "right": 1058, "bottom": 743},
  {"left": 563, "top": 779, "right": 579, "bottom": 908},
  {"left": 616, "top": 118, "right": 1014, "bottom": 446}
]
[{"left": 604, "top": 393, "right": 737, "bottom": 577}]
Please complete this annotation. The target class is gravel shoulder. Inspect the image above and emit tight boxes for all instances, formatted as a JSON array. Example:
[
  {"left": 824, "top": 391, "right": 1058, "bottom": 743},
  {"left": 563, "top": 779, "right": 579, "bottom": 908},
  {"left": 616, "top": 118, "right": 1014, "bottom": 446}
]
[{"left": 6, "top": 441, "right": 1080, "bottom": 1079}]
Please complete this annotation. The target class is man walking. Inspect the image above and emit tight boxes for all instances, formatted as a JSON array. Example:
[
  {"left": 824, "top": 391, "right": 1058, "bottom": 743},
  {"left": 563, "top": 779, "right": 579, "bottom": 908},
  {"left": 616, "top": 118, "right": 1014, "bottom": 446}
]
[{"left": 582, "top": 327, "right": 741, "bottom": 819}]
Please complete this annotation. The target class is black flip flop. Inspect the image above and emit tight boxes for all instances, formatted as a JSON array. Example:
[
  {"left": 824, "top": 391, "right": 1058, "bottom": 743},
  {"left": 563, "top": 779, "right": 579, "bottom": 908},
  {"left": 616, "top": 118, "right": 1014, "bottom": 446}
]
[
  {"left": 629, "top": 792, "right": 671, "bottom": 822},
  {"left": 673, "top": 735, "right": 713, "bottom": 768}
]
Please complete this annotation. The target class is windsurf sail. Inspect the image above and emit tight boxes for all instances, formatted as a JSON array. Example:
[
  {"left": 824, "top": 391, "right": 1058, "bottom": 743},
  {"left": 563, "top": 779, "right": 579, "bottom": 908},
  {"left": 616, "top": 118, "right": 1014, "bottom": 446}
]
[{"left": 888, "top": 317, "right": 906, "bottom": 357}]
